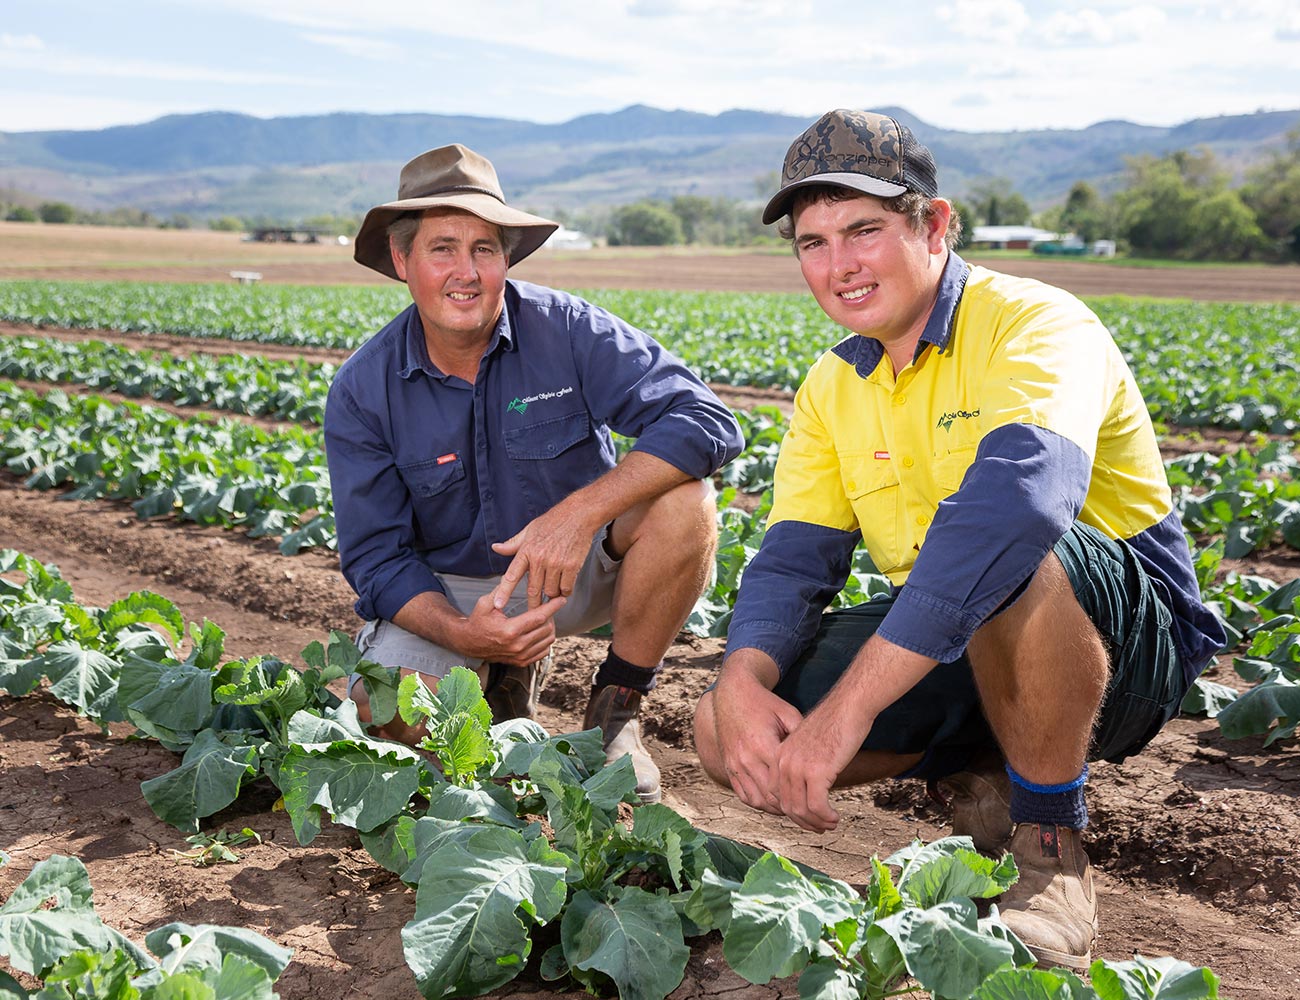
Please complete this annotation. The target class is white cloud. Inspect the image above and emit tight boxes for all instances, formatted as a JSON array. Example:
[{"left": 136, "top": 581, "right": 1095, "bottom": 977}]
[
  {"left": 1, "top": 33, "right": 44, "bottom": 51},
  {"left": 301, "top": 32, "right": 403, "bottom": 60},
  {"left": 0, "top": 45, "right": 328, "bottom": 87},
  {"left": 0, "top": 92, "right": 184, "bottom": 132},
  {"left": 1042, "top": 5, "right": 1166, "bottom": 46},
  {"left": 3, "top": 0, "right": 1296, "bottom": 134},
  {"left": 937, "top": 0, "right": 1029, "bottom": 43}
]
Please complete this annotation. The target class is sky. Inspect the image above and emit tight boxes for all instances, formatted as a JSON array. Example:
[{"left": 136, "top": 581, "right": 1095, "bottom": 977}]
[{"left": 2, "top": 0, "right": 1298, "bottom": 135}]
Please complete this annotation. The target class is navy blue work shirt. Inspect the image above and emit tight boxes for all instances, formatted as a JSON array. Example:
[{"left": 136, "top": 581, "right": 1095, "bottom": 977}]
[{"left": 324, "top": 279, "right": 744, "bottom": 623}]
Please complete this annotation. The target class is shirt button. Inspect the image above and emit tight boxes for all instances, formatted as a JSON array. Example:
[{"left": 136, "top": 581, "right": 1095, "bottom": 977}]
[
  {"left": 893, "top": 394, "right": 907, "bottom": 406},
  {"left": 915, "top": 514, "right": 929, "bottom": 526},
  {"left": 902, "top": 456, "right": 915, "bottom": 468},
  {"left": 846, "top": 479, "right": 857, "bottom": 492},
  {"left": 483, "top": 490, "right": 493, "bottom": 501}
]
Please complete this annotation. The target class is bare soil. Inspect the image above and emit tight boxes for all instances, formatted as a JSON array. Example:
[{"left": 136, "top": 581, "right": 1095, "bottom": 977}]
[{"left": 2, "top": 240, "right": 1299, "bottom": 998}]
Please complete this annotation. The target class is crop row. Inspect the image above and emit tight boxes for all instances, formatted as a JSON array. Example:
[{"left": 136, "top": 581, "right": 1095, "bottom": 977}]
[
  {"left": 2, "top": 377, "right": 1295, "bottom": 746},
  {"left": 2, "top": 280, "right": 1299, "bottom": 427},
  {"left": 0, "top": 548, "right": 1225, "bottom": 1000}
]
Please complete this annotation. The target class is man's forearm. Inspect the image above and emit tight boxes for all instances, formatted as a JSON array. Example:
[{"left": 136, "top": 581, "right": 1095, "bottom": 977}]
[
  {"left": 390, "top": 590, "right": 468, "bottom": 652},
  {"left": 717, "top": 647, "right": 782, "bottom": 691},
  {"left": 560, "top": 450, "right": 693, "bottom": 530},
  {"left": 825, "top": 634, "right": 938, "bottom": 724}
]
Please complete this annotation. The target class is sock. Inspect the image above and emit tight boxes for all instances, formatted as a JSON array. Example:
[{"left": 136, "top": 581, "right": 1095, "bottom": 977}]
[
  {"left": 592, "top": 648, "right": 661, "bottom": 694},
  {"left": 1007, "top": 764, "right": 1089, "bottom": 830}
]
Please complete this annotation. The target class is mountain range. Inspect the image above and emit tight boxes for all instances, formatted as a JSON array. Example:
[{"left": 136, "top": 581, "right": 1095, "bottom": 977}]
[{"left": 2, "top": 104, "right": 1297, "bottom": 222}]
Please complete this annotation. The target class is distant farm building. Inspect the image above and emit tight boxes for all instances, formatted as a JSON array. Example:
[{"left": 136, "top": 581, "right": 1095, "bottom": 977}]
[
  {"left": 543, "top": 227, "right": 593, "bottom": 251},
  {"left": 969, "top": 225, "right": 1060, "bottom": 250}
]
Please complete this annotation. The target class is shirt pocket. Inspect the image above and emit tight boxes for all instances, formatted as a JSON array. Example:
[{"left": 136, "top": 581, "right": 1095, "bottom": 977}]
[
  {"left": 841, "top": 457, "right": 903, "bottom": 573},
  {"left": 933, "top": 445, "right": 977, "bottom": 497},
  {"left": 398, "top": 456, "right": 476, "bottom": 548},
  {"left": 502, "top": 411, "right": 592, "bottom": 461}
]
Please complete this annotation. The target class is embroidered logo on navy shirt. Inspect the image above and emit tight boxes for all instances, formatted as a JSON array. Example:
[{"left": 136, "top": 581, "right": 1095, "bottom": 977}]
[{"left": 507, "top": 386, "right": 576, "bottom": 416}]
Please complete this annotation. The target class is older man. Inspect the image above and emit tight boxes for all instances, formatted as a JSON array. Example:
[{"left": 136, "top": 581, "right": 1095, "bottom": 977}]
[
  {"left": 695, "top": 110, "right": 1223, "bottom": 967},
  {"left": 326, "top": 144, "right": 742, "bottom": 803}
]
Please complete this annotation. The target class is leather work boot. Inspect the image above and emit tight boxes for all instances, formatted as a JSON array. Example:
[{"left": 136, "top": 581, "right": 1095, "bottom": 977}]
[
  {"left": 928, "top": 755, "right": 1014, "bottom": 855},
  {"left": 582, "top": 685, "right": 661, "bottom": 804},
  {"left": 998, "top": 822, "right": 1097, "bottom": 971},
  {"left": 484, "top": 652, "right": 552, "bottom": 725}
]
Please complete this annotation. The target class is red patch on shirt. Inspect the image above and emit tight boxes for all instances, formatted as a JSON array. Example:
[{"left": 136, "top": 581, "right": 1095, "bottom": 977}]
[
  {"left": 874, "top": 450, "right": 890, "bottom": 460},
  {"left": 436, "top": 453, "right": 457, "bottom": 465}
]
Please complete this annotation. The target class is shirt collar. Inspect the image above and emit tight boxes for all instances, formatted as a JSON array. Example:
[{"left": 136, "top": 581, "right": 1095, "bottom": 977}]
[
  {"left": 831, "top": 251, "right": 971, "bottom": 378},
  {"left": 395, "top": 287, "right": 516, "bottom": 381}
]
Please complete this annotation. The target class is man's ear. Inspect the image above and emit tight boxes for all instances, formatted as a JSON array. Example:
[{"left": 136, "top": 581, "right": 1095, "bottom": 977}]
[
  {"left": 389, "top": 236, "right": 409, "bottom": 281},
  {"left": 926, "top": 199, "right": 953, "bottom": 254}
]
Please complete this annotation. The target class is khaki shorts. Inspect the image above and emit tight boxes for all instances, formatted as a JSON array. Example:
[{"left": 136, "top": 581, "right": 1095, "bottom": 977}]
[{"left": 350, "top": 524, "right": 620, "bottom": 688}]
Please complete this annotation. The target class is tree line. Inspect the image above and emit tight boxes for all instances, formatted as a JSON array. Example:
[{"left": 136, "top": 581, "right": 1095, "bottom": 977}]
[{"left": 5, "top": 132, "right": 1298, "bottom": 262}]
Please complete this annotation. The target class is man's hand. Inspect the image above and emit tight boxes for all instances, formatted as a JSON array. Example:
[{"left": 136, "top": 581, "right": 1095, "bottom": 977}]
[
  {"left": 451, "top": 591, "right": 567, "bottom": 665},
  {"left": 490, "top": 502, "right": 602, "bottom": 610},
  {"left": 710, "top": 651, "right": 803, "bottom": 816},
  {"left": 773, "top": 695, "right": 875, "bottom": 833},
  {"left": 772, "top": 635, "right": 936, "bottom": 833}
]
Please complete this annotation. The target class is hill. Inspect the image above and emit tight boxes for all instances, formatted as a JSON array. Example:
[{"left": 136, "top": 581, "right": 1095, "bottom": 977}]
[{"left": 1, "top": 104, "right": 1297, "bottom": 221}]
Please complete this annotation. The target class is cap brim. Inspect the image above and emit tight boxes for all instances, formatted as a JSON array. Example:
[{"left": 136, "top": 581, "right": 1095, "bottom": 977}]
[
  {"left": 353, "top": 192, "right": 559, "bottom": 281},
  {"left": 761, "top": 171, "right": 909, "bottom": 225}
]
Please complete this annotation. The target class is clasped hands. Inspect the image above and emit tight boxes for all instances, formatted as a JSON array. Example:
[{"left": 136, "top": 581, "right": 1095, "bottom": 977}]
[{"left": 711, "top": 659, "right": 873, "bottom": 834}]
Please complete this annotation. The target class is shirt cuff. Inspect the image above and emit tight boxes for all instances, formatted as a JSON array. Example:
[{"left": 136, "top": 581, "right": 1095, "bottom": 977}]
[{"left": 876, "top": 584, "right": 986, "bottom": 663}]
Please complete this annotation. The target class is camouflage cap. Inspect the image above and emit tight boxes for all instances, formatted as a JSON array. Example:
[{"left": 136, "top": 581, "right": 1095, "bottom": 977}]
[{"left": 762, "top": 109, "right": 939, "bottom": 225}]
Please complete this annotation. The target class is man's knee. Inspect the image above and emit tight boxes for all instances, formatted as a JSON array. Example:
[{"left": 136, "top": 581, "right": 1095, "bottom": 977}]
[
  {"left": 651, "top": 478, "right": 717, "bottom": 535},
  {"left": 613, "top": 478, "right": 717, "bottom": 557}
]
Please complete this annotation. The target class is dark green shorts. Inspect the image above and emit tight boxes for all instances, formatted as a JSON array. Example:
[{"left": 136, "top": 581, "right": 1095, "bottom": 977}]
[{"left": 771, "top": 522, "right": 1187, "bottom": 780}]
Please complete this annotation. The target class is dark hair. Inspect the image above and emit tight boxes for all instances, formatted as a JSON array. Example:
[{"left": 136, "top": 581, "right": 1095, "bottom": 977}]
[
  {"left": 387, "top": 208, "right": 522, "bottom": 259},
  {"left": 776, "top": 185, "right": 963, "bottom": 252}
]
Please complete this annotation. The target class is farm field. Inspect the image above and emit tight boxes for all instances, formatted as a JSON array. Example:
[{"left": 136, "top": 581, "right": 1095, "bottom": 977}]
[
  {"left": 2, "top": 219, "right": 1300, "bottom": 302},
  {"left": 2, "top": 235, "right": 1300, "bottom": 1000}
]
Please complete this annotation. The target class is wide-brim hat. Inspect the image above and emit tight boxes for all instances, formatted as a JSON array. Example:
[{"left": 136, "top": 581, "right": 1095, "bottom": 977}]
[
  {"left": 762, "top": 109, "right": 939, "bottom": 225},
  {"left": 354, "top": 143, "right": 559, "bottom": 281}
]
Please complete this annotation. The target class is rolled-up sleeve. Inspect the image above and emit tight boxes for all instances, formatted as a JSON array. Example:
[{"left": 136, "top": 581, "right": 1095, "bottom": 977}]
[{"left": 567, "top": 302, "right": 743, "bottom": 478}]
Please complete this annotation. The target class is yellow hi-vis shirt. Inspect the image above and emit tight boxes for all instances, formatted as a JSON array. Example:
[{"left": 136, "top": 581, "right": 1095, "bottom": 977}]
[{"left": 724, "top": 255, "right": 1224, "bottom": 680}]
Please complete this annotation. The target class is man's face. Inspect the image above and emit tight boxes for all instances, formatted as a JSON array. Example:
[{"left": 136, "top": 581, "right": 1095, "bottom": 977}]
[
  {"left": 391, "top": 209, "right": 508, "bottom": 345},
  {"left": 792, "top": 193, "right": 949, "bottom": 346}
]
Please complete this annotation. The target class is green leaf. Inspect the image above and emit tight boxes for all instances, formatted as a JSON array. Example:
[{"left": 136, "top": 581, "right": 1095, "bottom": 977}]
[
  {"left": 722, "top": 853, "right": 860, "bottom": 983},
  {"left": 100, "top": 592, "right": 184, "bottom": 649},
  {"left": 0, "top": 856, "right": 152, "bottom": 979},
  {"left": 0, "top": 968, "right": 28, "bottom": 1000},
  {"left": 278, "top": 742, "right": 422, "bottom": 844},
  {"left": 561, "top": 887, "right": 689, "bottom": 1000},
  {"left": 891, "top": 840, "right": 1019, "bottom": 907},
  {"left": 140, "top": 730, "right": 261, "bottom": 834},
  {"left": 874, "top": 899, "right": 1019, "bottom": 1000},
  {"left": 494, "top": 724, "right": 605, "bottom": 779},
  {"left": 1217, "top": 677, "right": 1300, "bottom": 744},
  {"left": 797, "top": 957, "right": 868, "bottom": 1000},
  {"left": 144, "top": 923, "right": 292, "bottom": 981},
  {"left": 970, "top": 965, "right": 1094, "bottom": 999},
  {"left": 401, "top": 826, "right": 568, "bottom": 998},
  {"left": 1089, "top": 954, "right": 1220, "bottom": 1000},
  {"left": 424, "top": 782, "right": 521, "bottom": 827},
  {"left": 347, "top": 660, "right": 399, "bottom": 728},
  {"left": 41, "top": 947, "right": 141, "bottom": 1000},
  {"left": 24, "top": 641, "right": 124, "bottom": 722},
  {"left": 119, "top": 657, "right": 216, "bottom": 749},
  {"left": 1179, "top": 679, "right": 1240, "bottom": 718}
]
